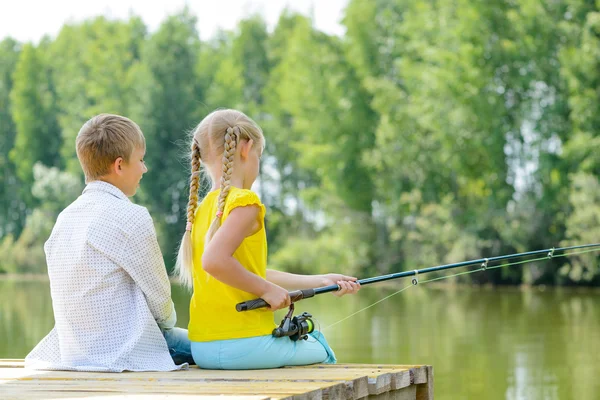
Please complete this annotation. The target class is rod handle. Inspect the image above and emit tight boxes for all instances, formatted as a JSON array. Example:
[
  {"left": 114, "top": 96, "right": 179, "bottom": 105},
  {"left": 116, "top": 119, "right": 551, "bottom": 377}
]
[
  {"left": 236, "top": 298, "right": 269, "bottom": 312},
  {"left": 236, "top": 289, "right": 316, "bottom": 312},
  {"left": 290, "top": 288, "right": 315, "bottom": 303}
]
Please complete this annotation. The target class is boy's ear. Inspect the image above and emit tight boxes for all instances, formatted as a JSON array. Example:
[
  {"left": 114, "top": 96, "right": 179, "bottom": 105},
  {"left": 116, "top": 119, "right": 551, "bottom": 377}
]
[{"left": 111, "top": 157, "right": 124, "bottom": 175}]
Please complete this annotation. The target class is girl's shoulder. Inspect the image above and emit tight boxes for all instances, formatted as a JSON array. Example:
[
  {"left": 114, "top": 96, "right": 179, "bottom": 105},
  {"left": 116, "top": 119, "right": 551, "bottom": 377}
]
[
  {"left": 227, "top": 187, "right": 262, "bottom": 203},
  {"left": 224, "top": 188, "right": 265, "bottom": 218}
]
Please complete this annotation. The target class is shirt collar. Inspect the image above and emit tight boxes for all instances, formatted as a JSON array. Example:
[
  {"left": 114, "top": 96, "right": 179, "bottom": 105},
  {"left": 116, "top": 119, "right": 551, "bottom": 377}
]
[{"left": 83, "top": 180, "right": 129, "bottom": 201}]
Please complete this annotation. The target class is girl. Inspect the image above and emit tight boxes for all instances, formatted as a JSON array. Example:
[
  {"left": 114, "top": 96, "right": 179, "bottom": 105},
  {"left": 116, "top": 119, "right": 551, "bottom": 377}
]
[{"left": 175, "top": 109, "right": 360, "bottom": 370}]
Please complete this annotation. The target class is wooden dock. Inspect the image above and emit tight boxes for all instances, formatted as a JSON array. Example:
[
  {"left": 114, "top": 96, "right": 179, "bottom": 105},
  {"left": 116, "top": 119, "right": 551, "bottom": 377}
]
[{"left": 0, "top": 359, "right": 433, "bottom": 399}]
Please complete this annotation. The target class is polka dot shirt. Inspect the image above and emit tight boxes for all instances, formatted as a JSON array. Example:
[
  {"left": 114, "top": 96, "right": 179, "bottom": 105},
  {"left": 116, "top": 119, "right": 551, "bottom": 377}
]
[{"left": 25, "top": 181, "right": 184, "bottom": 372}]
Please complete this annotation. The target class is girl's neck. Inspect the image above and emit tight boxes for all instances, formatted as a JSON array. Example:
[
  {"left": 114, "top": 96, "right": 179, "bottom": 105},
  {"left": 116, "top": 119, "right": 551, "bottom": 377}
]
[{"left": 210, "top": 173, "right": 249, "bottom": 192}]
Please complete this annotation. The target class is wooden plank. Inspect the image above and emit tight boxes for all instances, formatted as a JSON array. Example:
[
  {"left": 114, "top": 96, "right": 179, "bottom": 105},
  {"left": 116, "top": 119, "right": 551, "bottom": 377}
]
[
  {"left": 0, "top": 360, "right": 24, "bottom": 368},
  {"left": 0, "top": 367, "right": 372, "bottom": 399},
  {"left": 297, "top": 364, "right": 421, "bottom": 369},
  {"left": 2, "top": 366, "right": 383, "bottom": 381},
  {"left": 0, "top": 360, "right": 432, "bottom": 400},
  {"left": 410, "top": 366, "right": 428, "bottom": 384},
  {"left": 0, "top": 369, "right": 369, "bottom": 399},
  {"left": 415, "top": 366, "right": 433, "bottom": 400},
  {"left": 342, "top": 375, "right": 369, "bottom": 399},
  {"left": 292, "top": 364, "right": 416, "bottom": 393},
  {"left": 367, "top": 372, "right": 393, "bottom": 395},
  {"left": 297, "top": 364, "right": 425, "bottom": 390},
  {"left": 1, "top": 389, "right": 268, "bottom": 400},
  {"left": 2, "top": 381, "right": 347, "bottom": 399},
  {"left": 397, "top": 385, "right": 418, "bottom": 400},
  {"left": 1, "top": 374, "right": 350, "bottom": 399},
  {"left": 1, "top": 361, "right": 419, "bottom": 372},
  {"left": 392, "top": 369, "right": 412, "bottom": 390},
  {"left": 367, "top": 385, "right": 417, "bottom": 400},
  {"left": 1, "top": 380, "right": 342, "bottom": 394}
]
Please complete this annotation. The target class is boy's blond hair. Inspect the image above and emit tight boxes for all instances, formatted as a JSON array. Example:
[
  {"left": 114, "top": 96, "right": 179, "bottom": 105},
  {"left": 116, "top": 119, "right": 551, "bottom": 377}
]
[{"left": 76, "top": 114, "right": 146, "bottom": 183}]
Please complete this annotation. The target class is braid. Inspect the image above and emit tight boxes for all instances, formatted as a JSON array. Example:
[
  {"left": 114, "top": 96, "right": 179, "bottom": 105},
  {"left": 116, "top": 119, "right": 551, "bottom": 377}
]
[
  {"left": 186, "top": 141, "right": 201, "bottom": 225},
  {"left": 206, "top": 126, "right": 238, "bottom": 243},
  {"left": 216, "top": 127, "right": 237, "bottom": 214},
  {"left": 175, "top": 140, "right": 202, "bottom": 290}
]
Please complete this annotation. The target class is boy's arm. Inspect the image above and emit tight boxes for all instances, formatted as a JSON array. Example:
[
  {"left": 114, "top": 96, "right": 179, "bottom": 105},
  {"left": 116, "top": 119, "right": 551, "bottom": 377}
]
[
  {"left": 266, "top": 270, "right": 360, "bottom": 296},
  {"left": 122, "top": 209, "right": 176, "bottom": 329}
]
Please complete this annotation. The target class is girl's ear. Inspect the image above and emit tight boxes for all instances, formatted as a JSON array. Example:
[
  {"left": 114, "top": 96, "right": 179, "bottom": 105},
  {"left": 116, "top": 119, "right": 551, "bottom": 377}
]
[{"left": 240, "top": 139, "right": 254, "bottom": 160}]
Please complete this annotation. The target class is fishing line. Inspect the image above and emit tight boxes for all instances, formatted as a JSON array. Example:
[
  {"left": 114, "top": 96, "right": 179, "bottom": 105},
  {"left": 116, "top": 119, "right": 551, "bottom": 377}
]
[
  {"left": 322, "top": 246, "right": 599, "bottom": 331},
  {"left": 322, "top": 284, "right": 414, "bottom": 331}
]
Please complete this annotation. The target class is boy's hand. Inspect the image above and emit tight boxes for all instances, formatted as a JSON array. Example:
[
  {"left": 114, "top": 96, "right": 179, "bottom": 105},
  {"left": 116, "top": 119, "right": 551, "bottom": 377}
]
[
  {"left": 320, "top": 274, "right": 361, "bottom": 297},
  {"left": 261, "top": 283, "right": 291, "bottom": 311}
]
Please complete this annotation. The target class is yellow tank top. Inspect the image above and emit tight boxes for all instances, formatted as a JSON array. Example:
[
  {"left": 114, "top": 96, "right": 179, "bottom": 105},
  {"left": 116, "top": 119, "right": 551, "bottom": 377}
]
[{"left": 188, "top": 186, "right": 276, "bottom": 341}]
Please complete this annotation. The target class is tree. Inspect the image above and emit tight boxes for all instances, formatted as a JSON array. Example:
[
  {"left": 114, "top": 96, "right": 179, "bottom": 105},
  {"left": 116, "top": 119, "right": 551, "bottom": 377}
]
[
  {"left": 137, "top": 9, "right": 202, "bottom": 264},
  {"left": 50, "top": 16, "right": 147, "bottom": 175},
  {"left": 557, "top": 2, "right": 600, "bottom": 283},
  {"left": 9, "top": 43, "right": 62, "bottom": 206},
  {"left": 0, "top": 163, "right": 82, "bottom": 273},
  {"left": 263, "top": 14, "right": 377, "bottom": 274},
  {"left": 0, "top": 38, "right": 23, "bottom": 237}
]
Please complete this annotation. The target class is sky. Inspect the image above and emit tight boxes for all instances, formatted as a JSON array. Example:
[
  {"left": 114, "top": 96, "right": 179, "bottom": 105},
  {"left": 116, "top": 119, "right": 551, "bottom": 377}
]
[{"left": 0, "top": 0, "right": 348, "bottom": 43}]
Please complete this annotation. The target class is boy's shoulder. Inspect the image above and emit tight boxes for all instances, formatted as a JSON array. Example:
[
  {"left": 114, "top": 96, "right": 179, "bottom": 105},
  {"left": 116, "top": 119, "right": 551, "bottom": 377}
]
[
  {"left": 105, "top": 199, "right": 151, "bottom": 226},
  {"left": 62, "top": 182, "right": 154, "bottom": 232}
]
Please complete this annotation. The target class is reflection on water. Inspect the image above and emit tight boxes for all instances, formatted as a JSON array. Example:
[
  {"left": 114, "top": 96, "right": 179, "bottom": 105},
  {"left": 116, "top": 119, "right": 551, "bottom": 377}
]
[{"left": 1, "top": 278, "right": 599, "bottom": 400}]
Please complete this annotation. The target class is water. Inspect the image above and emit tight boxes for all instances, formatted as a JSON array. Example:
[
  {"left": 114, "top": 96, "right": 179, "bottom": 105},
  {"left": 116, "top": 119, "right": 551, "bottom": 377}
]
[{"left": 1, "top": 278, "right": 598, "bottom": 400}]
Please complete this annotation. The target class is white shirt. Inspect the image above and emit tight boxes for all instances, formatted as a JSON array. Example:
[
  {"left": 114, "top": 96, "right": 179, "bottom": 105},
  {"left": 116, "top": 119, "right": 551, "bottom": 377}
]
[{"left": 25, "top": 181, "right": 184, "bottom": 372}]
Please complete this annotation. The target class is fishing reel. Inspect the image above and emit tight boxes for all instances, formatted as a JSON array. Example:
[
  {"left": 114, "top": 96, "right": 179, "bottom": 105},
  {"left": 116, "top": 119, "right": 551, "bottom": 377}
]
[{"left": 272, "top": 304, "right": 315, "bottom": 341}]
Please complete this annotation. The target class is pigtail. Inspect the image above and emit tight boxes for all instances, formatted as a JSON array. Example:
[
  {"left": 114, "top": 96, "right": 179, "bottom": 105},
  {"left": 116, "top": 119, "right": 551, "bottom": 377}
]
[
  {"left": 205, "top": 126, "right": 238, "bottom": 244},
  {"left": 175, "top": 140, "right": 201, "bottom": 289}
]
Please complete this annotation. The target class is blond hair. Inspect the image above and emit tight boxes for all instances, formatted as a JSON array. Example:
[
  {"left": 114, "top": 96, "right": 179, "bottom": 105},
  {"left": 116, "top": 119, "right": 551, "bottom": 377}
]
[
  {"left": 175, "top": 109, "right": 264, "bottom": 289},
  {"left": 76, "top": 114, "right": 145, "bottom": 183}
]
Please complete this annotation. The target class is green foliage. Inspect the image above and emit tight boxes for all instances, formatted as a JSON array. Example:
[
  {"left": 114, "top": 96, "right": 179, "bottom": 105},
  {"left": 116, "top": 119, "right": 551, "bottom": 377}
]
[
  {"left": 560, "top": 6, "right": 600, "bottom": 175},
  {"left": 31, "top": 163, "right": 83, "bottom": 214},
  {"left": 0, "top": 3, "right": 599, "bottom": 285},
  {"left": 270, "top": 217, "right": 372, "bottom": 277},
  {"left": 9, "top": 44, "right": 61, "bottom": 192},
  {"left": 49, "top": 16, "right": 147, "bottom": 175},
  {"left": 0, "top": 38, "right": 23, "bottom": 237},
  {"left": 0, "top": 164, "right": 82, "bottom": 273},
  {"left": 560, "top": 173, "right": 600, "bottom": 283},
  {"left": 136, "top": 9, "right": 202, "bottom": 263}
]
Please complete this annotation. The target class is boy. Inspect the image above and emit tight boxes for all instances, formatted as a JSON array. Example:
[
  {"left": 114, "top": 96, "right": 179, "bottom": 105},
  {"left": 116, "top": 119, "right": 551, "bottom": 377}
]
[{"left": 25, "top": 114, "right": 192, "bottom": 372}]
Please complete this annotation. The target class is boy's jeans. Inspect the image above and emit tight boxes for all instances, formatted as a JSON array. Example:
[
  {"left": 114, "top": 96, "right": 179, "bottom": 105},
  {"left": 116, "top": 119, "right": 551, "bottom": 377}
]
[{"left": 162, "top": 327, "right": 195, "bottom": 366}]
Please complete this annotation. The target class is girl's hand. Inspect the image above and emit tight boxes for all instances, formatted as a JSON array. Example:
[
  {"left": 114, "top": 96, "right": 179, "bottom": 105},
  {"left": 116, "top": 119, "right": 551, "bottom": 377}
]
[
  {"left": 320, "top": 274, "right": 361, "bottom": 297},
  {"left": 260, "top": 283, "right": 291, "bottom": 311}
]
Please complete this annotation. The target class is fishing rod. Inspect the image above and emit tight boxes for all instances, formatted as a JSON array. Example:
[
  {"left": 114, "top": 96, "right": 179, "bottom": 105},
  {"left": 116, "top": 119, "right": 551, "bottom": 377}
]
[{"left": 236, "top": 243, "right": 600, "bottom": 340}]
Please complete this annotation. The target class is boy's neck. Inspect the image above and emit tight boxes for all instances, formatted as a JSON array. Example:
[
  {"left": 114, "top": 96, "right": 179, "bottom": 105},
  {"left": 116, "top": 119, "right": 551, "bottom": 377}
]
[{"left": 95, "top": 177, "right": 130, "bottom": 197}]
